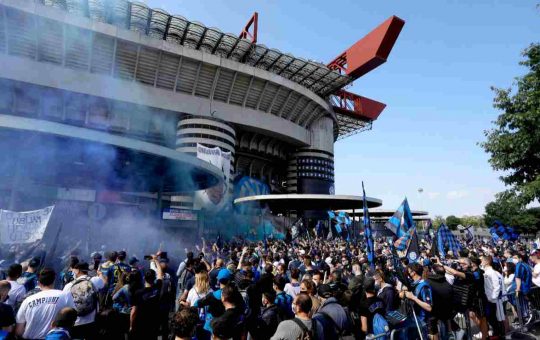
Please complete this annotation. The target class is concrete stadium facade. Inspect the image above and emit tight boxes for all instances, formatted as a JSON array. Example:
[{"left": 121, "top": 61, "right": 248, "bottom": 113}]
[{"left": 0, "top": 0, "right": 402, "bottom": 233}]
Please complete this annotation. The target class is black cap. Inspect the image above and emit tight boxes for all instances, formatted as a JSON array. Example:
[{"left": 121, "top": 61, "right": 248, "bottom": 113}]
[
  {"left": 317, "top": 284, "right": 333, "bottom": 298},
  {"left": 74, "top": 262, "right": 90, "bottom": 272},
  {"left": 128, "top": 256, "right": 139, "bottom": 266}
]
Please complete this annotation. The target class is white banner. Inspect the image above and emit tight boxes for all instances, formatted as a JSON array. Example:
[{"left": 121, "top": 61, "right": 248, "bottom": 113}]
[
  {"left": 0, "top": 206, "right": 55, "bottom": 244},
  {"left": 194, "top": 144, "right": 231, "bottom": 213}
]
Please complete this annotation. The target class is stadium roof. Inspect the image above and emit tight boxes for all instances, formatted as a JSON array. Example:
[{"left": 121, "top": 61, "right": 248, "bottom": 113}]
[
  {"left": 37, "top": 0, "right": 352, "bottom": 99},
  {"left": 234, "top": 194, "right": 382, "bottom": 213},
  {"left": 341, "top": 209, "right": 429, "bottom": 218}
]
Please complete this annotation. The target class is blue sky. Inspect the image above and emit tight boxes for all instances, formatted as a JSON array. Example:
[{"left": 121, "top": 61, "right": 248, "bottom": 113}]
[{"left": 144, "top": 0, "right": 539, "bottom": 217}]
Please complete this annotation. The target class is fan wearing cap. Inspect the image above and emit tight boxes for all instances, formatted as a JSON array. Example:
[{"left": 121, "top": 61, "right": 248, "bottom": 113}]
[
  {"left": 311, "top": 283, "right": 351, "bottom": 340},
  {"left": 62, "top": 262, "right": 104, "bottom": 338},
  {"left": 194, "top": 268, "right": 232, "bottom": 334},
  {"left": 16, "top": 268, "right": 75, "bottom": 340}
]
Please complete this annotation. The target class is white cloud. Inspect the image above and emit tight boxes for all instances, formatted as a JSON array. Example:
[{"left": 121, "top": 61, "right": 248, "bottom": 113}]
[
  {"left": 427, "top": 192, "right": 440, "bottom": 199},
  {"left": 447, "top": 190, "right": 469, "bottom": 200}
]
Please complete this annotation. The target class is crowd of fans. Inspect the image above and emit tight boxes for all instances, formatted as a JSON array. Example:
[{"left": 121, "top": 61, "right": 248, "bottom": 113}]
[{"left": 1, "top": 234, "right": 540, "bottom": 340}]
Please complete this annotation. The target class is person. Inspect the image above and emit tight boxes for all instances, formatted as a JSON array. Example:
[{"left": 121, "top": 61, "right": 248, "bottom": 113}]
[
  {"left": 426, "top": 264, "right": 454, "bottom": 339},
  {"left": 312, "top": 271, "right": 322, "bottom": 288},
  {"left": 182, "top": 270, "right": 212, "bottom": 340},
  {"left": 88, "top": 253, "right": 102, "bottom": 278},
  {"left": 45, "top": 307, "right": 78, "bottom": 340},
  {"left": 253, "top": 290, "right": 283, "bottom": 340},
  {"left": 6, "top": 264, "right": 26, "bottom": 312},
  {"left": 531, "top": 250, "right": 540, "bottom": 288},
  {"left": 194, "top": 268, "right": 231, "bottom": 336},
  {"left": 300, "top": 279, "right": 320, "bottom": 316},
  {"left": 284, "top": 269, "right": 301, "bottom": 299},
  {"left": 270, "top": 292, "right": 313, "bottom": 340},
  {"left": 312, "top": 283, "right": 351, "bottom": 340},
  {"left": 18, "top": 258, "right": 40, "bottom": 292},
  {"left": 152, "top": 255, "right": 176, "bottom": 340},
  {"left": 0, "top": 281, "right": 16, "bottom": 339},
  {"left": 359, "top": 277, "right": 386, "bottom": 338},
  {"left": 63, "top": 262, "right": 104, "bottom": 339},
  {"left": 172, "top": 307, "right": 199, "bottom": 340},
  {"left": 401, "top": 263, "right": 433, "bottom": 340},
  {"left": 374, "top": 269, "right": 398, "bottom": 313},
  {"left": 112, "top": 270, "right": 142, "bottom": 337},
  {"left": 273, "top": 276, "right": 294, "bottom": 319},
  {"left": 129, "top": 255, "right": 164, "bottom": 340},
  {"left": 209, "top": 258, "right": 224, "bottom": 290},
  {"left": 16, "top": 268, "right": 76, "bottom": 340},
  {"left": 98, "top": 251, "right": 117, "bottom": 305},
  {"left": 482, "top": 255, "right": 505, "bottom": 338},
  {"left": 513, "top": 252, "right": 533, "bottom": 323},
  {"left": 210, "top": 284, "right": 245, "bottom": 340},
  {"left": 177, "top": 259, "right": 196, "bottom": 311},
  {"left": 60, "top": 257, "right": 79, "bottom": 290},
  {"left": 110, "top": 251, "right": 131, "bottom": 294}
]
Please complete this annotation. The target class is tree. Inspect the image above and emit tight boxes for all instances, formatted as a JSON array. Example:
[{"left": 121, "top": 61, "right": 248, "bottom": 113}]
[
  {"left": 432, "top": 215, "right": 446, "bottom": 227},
  {"left": 445, "top": 215, "right": 462, "bottom": 230},
  {"left": 484, "top": 191, "right": 540, "bottom": 233},
  {"left": 480, "top": 44, "right": 540, "bottom": 205},
  {"left": 460, "top": 215, "right": 485, "bottom": 228}
]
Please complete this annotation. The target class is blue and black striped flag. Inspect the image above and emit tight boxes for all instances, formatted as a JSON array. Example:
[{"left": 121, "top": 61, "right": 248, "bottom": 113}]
[
  {"left": 384, "top": 198, "right": 415, "bottom": 238},
  {"left": 362, "top": 182, "right": 375, "bottom": 269},
  {"left": 436, "top": 224, "right": 462, "bottom": 259}
]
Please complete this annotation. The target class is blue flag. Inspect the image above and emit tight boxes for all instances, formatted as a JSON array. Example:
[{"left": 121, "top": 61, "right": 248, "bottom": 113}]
[
  {"left": 437, "top": 224, "right": 462, "bottom": 259},
  {"left": 384, "top": 198, "right": 414, "bottom": 238},
  {"left": 362, "top": 182, "right": 375, "bottom": 269}
]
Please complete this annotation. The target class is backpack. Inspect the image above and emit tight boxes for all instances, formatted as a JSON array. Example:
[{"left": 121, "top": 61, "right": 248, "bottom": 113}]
[
  {"left": 318, "top": 310, "right": 355, "bottom": 340},
  {"left": 70, "top": 277, "right": 98, "bottom": 316},
  {"left": 292, "top": 318, "right": 314, "bottom": 340},
  {"left": 367, "top": 300, "right": 390, "bottom": 339},
  {"left": 372, "top": 313, "right": 389, "bottom": 340}
]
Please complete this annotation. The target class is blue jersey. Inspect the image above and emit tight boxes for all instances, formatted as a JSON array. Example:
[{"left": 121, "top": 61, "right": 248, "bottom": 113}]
[
  {"left": 413, "top": 280, "right": 432, "bottom": 321},
  {"left": 515, "top": 262, "right": 532, "bottom": 294},
  {"left": 275, "top": 291, "right": 293, "bottom": 318}
]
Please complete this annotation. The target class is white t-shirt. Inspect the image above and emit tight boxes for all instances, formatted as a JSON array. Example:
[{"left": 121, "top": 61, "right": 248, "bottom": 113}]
[
  {"left": 532, "top": 263, "right": 540, "bottom": 288},
  {"left": 186, "top": 287, "right": 212, "bottom": 307},
  {"left": 16, "top": 289, "right": 75, "bottom": 339},
  {"left": 63, "top": 275, "right": 104, "bottom": 326},
  {"left": 284, "top": 282, "right": 301, "bottom": 299},
  {"left": 7, "top": 280, "right": 26, "bottom": 309}
]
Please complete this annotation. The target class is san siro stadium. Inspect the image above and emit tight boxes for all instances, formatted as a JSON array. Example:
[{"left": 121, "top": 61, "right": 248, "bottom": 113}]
[{"left": 0, "top": 0, "right": 404, "bottom": 241}]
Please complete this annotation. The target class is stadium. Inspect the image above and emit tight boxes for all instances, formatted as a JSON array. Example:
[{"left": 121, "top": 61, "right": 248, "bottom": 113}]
[{"left": 0, "top": 0, "right": 404, "bottom": 239}]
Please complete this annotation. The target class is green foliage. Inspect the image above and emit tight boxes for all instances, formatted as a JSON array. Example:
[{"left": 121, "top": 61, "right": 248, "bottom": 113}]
[
  {"left": 481, "top": 44, "right": 540, "bottom": 205},
  {"left": 432, "top": 215, "right": 446, "bottom": 227},
  {"left": 484, "top": 191, "right": 540, "bottom": 233},
  {"left": 445, "top": 215, "right": 462, "bottom": 230},
  {"left": 459, "top": 215, "right": 485, "bottom": 228}
]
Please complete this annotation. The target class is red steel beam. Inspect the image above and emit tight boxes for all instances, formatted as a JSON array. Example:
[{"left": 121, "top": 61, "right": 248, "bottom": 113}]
[
  {"left": 327, "top": 15, "right": 405, "bottom": 79},
  {"left": 239, "top": 12, "right": 259, "bottom": 44},
  {"left": 332, "top": 90, "right": 386, "bottom": 121}
]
